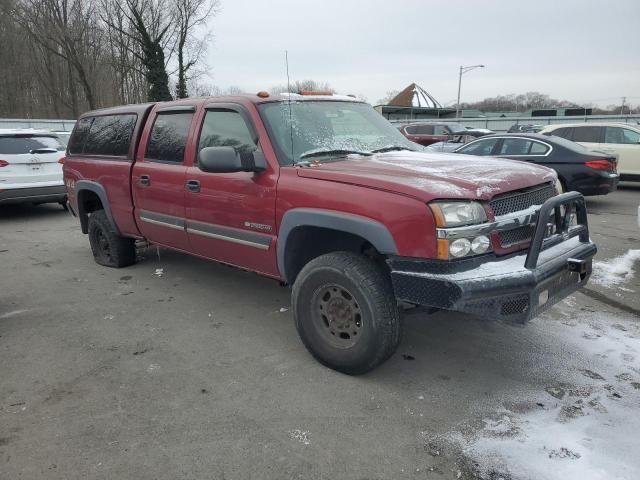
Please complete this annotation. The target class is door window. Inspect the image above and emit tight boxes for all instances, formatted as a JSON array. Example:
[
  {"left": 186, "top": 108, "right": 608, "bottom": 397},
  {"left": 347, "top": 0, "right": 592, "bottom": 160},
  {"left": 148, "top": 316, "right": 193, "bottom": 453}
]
[
  {"left": 572, "top": 126, "right": 601, "bottom": 143},
  {"left": 414, "top": 125, "right": 435, "bottom": 135},
  {"left": 550, "top": 127, "right": 572, "bottom": 140},
  {"left": 605, "top": 127, "right": 640, "bottom": 144},
  {"left": 529, "top": 141, "right": 550, "bottom": 155},
  {"left": 198, "top": 110, "right": 259, "bottom": 164},
  {"left": 622, "top": 128, "right": 640, "bottom": 144},
  {"left": 457, "top": 138, "right": 499, "bottom": 155},
  {"left": 146, "top": 112, "right": 194, "bottom": 163},
  {"left": 498, "top": 138, "right": 531, "bottom": 155}
]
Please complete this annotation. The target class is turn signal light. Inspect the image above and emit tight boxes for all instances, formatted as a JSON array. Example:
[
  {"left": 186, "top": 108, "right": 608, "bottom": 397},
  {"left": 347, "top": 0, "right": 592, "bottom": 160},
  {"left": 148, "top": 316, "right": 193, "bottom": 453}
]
[
  {"left": 0, "top": 160, "right": 8, "bottom": 167},
  {"left": 584, "top": 159, "right": 611, "bottom": 171}
]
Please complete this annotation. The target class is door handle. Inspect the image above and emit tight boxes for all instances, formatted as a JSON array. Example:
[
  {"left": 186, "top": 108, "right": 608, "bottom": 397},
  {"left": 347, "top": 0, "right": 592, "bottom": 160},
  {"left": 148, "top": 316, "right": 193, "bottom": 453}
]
[
  {"left": 186, "top": 179, "right": 200, "bottom": 193},
  {"left": 139, "top": 175, "right": 151, "bottom": 186}
]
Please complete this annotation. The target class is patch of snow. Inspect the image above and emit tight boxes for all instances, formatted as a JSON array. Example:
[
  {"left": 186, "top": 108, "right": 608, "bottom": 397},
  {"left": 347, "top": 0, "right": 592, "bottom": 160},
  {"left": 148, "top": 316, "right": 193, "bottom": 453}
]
[
  {"left": 279, "top": 307, "right": 289, "bottom": 313},
  {"left": 153, "top": 268, "right": 164, "bottom": 277},
  {"left": 288, "top": 429, "right": 311, "bottom": 445},
  {"left": 422, "top": 310, "right": 640, "bottom": 480},
  {"left": 590, "top": 250, "right": 640, "bottom": 288},
  {"left": 476, "top": 185, "right": 502, "bottom": 197},
  {"left": 103, "top": 314, "right": 115, "bottom": 320},
  {"left": 0, "top": 309, "right": 30, "bottom": 319}
]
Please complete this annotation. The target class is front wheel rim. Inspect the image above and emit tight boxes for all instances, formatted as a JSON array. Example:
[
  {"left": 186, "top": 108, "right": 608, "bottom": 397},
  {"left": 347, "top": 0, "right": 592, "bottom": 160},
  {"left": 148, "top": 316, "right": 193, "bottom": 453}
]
[{"left": 312, "top": 284, "right": 363, "bottom": 349}]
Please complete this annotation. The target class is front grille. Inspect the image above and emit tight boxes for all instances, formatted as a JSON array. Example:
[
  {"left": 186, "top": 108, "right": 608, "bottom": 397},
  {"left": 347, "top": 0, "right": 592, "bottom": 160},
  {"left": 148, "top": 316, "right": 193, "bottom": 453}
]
[
  {"left": 490, "top": 183, "right": 556, "bottom": 217},
  {"left": 498, "top": 225, "right": 534, "bottom": 247}
]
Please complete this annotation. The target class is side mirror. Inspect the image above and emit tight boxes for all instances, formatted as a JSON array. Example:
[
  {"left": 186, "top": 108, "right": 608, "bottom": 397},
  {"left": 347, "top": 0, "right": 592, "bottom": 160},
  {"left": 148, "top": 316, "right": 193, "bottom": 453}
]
[{"left": 198, "top": 147, "right": 266, "bottom": 173}]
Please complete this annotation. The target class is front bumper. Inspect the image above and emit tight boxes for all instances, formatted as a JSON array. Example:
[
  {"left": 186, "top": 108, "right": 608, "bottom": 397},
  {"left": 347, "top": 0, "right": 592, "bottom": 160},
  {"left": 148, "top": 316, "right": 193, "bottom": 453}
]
[
  {"left": 0, "top": 185, "right": 66, "bottom": 205},
  {"left": 389, "top": 192, "right": 597, "bottom": 323}
]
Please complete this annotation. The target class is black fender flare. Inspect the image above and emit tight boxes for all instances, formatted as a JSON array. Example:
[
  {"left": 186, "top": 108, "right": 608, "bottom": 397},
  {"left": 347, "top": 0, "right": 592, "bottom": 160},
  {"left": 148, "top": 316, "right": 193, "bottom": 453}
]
[
  {"left": 76, "top": 180, "right": 119, "bottom": 235},
  {"left": 277, "top": 208, "right": 398, "bottom": 282}
]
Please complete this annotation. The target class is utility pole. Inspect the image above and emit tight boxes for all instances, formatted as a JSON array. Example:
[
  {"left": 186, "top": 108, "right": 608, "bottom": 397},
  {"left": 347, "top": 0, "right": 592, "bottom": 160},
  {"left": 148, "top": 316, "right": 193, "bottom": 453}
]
[
  {"left": 620, "top": 97, "right": 626, "bottom": 115},
  {"left": 456, "top": 65, "right": 485, "bottom": 120}
]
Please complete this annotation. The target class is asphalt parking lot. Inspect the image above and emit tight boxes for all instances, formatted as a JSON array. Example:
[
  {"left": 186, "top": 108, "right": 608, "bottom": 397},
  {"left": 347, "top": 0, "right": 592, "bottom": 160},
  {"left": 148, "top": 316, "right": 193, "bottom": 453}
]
[{"left": 1, "top": 186, "right": 639, "bottom": 480}]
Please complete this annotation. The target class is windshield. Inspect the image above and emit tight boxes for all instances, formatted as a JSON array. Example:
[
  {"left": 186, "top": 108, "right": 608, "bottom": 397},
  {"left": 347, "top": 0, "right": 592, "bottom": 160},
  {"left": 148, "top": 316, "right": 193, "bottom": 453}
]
[
  {"left": 258, "top": 101, "right": 419, "bottom": 164},
  {"left": 0, "top": 135, "right": 64, "bottom": 154}
]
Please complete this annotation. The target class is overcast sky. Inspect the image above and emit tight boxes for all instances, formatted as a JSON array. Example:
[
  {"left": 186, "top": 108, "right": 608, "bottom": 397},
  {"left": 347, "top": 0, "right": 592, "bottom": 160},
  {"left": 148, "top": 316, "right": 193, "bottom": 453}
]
[{"left": 204, "top": 0, "right": 639, "bottom": 107}]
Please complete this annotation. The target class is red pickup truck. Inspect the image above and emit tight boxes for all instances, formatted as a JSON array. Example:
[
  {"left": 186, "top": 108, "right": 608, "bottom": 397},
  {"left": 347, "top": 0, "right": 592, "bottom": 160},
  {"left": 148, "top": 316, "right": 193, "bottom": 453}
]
[{"left": 63, "top": 92, "right": 597, "bottom": 374}]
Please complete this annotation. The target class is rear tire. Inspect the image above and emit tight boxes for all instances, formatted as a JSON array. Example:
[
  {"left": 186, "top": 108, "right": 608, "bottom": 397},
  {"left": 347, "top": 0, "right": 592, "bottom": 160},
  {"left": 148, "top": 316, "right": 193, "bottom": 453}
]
[
  {"left": 292, "top": 252, "right": 401, "bottom": 375},
  {"left": 87, "top": 210, "right": 136, "bottom": 268}
]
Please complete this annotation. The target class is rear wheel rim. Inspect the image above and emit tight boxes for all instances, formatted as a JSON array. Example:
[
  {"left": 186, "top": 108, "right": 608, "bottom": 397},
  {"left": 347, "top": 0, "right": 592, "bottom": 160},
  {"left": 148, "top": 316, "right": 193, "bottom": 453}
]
[
  {"left": 312, "top": 284, "right": 363, "bottom": 349},
  {"left": 95, "top": 228, "right": 112, "bottom": 260}
]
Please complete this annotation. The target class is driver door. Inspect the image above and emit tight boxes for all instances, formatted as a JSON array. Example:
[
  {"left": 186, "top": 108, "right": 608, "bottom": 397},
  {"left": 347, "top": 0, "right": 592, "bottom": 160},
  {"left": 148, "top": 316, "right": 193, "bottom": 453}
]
[{"left": 184, "top": 104, "right": 279, "bottom": 277}]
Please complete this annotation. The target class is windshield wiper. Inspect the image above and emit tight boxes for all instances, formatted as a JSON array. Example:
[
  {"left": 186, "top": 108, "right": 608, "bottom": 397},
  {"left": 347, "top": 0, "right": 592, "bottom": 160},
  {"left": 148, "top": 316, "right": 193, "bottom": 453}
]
[
  {"left": 370, "top": 145, "right": 413, "bottom": 153},
  {"left": 298, "top": 149, "right": 372, "bottom": 160}
]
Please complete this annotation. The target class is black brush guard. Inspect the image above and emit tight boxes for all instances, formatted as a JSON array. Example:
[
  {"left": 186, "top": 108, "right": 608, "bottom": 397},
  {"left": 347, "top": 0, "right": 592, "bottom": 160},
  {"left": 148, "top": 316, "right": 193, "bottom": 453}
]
[{"left": 389, "top": 192, "right": 597, "bottom": 323}]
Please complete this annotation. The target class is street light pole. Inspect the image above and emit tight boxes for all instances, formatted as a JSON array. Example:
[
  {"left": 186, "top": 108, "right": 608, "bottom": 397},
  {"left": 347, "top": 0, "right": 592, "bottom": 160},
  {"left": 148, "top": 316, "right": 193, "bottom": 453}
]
[{"left": 455, "top": 64, "right": 485, "bottom": 120}]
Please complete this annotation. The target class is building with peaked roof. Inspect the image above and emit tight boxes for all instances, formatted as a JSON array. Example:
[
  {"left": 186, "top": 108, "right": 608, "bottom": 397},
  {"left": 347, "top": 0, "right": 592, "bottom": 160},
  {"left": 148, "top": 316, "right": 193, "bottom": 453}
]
[
  {"left": 373, "top": 83, "right": 592, "bottom": 121},
  {"left": 374, "top": 83, "right": 461, "bottom": 121}
]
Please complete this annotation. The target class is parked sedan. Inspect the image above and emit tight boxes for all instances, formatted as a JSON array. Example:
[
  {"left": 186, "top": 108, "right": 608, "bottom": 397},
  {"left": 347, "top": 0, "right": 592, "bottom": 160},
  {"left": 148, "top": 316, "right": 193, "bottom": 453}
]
[
  {"left": 508, "top": 124, "right": 544, "bottom": 133},
  {"left": 0, "top": 129, "right": 67, "bottom": 206},
  {"left": 425, "top": 131, "right": 488, "bottom": 152},
  {"left": 397, "top": 122, "right": 468, "bottom": 146},
  {"left": 453, "top": 133, "right": 619, "bottom": 196}
]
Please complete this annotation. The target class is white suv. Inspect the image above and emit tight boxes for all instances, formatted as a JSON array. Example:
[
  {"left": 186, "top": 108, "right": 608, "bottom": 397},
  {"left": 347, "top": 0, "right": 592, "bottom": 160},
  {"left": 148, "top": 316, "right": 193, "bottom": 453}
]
[
  {"left": 0, "top": 129, "right": 67, "bottom": 207},
  {"left": 540, "top": 122, "right": 640, "bottom": 181}
]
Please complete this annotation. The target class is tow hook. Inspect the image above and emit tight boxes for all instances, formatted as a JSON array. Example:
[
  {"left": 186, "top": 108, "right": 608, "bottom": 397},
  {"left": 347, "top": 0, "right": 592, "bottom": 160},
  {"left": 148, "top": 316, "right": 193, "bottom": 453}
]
[{"left": 567, "top": 258, "right": 588, "bottom": 274}]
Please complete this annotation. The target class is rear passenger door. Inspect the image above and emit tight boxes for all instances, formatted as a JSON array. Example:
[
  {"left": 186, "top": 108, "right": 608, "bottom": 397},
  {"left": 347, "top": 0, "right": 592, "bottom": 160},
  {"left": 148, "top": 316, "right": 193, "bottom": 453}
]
[{"left": 132, "top": 106, "right": 195, "bottom": 250}]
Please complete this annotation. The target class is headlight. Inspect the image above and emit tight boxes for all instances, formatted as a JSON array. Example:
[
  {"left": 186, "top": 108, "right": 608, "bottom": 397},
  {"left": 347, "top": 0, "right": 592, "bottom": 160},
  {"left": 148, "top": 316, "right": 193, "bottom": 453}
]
[
  {"left": 431, "top": 201, "right": 492, "bottom": 260},
  {"left": 430, "top": 201, "right": 487, "bottom": 227}
]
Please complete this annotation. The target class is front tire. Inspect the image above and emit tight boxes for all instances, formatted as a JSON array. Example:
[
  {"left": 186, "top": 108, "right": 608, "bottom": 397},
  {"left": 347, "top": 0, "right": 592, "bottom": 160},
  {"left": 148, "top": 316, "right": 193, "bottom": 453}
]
[
  {"left": 292, "top": 252, "right": 401, "bottom": 375},
  {"left": 87, "top": 210, "right": 136, "bottom": 268}
]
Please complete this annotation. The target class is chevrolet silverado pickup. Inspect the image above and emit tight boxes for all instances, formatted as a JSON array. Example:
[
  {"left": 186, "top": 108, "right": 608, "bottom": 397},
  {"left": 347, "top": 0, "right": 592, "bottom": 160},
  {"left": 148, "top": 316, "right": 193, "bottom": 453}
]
[{"left": 63, "top": 92, "right": 597, "bottom": 374}]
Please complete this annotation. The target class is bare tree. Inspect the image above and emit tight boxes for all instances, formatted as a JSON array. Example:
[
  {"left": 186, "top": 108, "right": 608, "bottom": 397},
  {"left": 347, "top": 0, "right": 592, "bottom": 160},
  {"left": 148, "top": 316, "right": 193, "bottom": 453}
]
[
  {"left": 10, "top": 0, "right": 103, "bottom": 114},
  {"left": 376, "top": 90, "right": 399, "bottom": 105},
  {"left": 104, "top": 0, "right": 175, "bottom": 101},
  {"left": 269, "top": 79, "right": 336, "bottom": 94},
  {"left": 174, "top": 0, "right": 219, "bottom": 98}
]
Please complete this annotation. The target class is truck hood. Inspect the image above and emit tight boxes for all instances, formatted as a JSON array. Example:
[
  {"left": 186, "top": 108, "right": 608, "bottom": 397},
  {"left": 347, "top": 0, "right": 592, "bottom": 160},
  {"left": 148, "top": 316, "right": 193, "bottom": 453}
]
[{"left": 296, "top": 151, "right": 556, "bottom": 202}]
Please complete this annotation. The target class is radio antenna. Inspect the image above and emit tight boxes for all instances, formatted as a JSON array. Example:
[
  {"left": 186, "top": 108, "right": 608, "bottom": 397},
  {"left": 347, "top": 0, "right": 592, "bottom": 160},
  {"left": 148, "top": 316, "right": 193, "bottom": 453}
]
[{"left": 285, "top": 50, "right": 295, "bottom": 162}]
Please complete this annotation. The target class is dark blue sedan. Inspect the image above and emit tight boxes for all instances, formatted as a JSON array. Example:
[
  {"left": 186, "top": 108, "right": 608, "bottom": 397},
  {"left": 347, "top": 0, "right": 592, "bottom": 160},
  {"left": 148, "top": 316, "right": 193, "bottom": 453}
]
[{"left": 453, "top": 133, "right": 619, "bottom": 196}]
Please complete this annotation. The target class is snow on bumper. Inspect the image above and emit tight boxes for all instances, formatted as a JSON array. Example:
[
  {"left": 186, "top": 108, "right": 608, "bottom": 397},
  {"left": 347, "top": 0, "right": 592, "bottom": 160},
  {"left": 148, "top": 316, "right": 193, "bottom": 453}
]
[{"left": 389, "top": 192, "right": 597, "bottom": 323}]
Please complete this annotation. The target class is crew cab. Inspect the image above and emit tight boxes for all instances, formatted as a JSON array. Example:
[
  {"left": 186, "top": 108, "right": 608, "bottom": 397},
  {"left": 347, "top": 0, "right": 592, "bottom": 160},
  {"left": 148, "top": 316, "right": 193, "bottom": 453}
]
[{"left": 64, "top": 93, "right": 597, "bottom": 374}]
